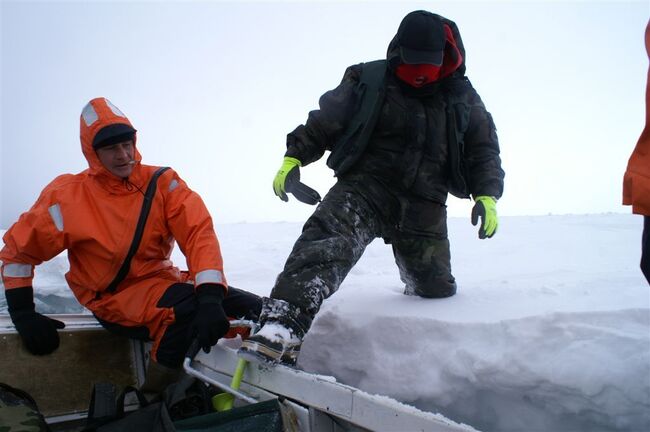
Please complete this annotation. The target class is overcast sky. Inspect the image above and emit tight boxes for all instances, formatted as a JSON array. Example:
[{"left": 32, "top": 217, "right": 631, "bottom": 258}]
[{"left": 1, "top": 1, "right": 648, "bottom": 228}]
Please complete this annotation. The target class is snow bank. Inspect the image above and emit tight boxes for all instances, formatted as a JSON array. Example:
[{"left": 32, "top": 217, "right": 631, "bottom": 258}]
[{"left": 301, "top": 307, "right": 649, "bottom": 432}]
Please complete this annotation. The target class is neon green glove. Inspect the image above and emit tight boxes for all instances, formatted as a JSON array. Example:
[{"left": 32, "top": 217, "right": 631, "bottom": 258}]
[
  {"left": 273, "top": 157, "right": 301, "bottom": 202},
  {"left": 471, "top": 196, "right": 498, "bottom": 239},
  {"left": 272, "top": 156, "right": 321, "bottom": 205}
]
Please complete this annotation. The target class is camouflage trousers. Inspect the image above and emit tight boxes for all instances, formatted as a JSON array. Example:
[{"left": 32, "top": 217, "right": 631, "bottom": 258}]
[
  {"left": 266, "top": 176, "right": 456, "bottom": 332},
  {"left": 0, "top": 383, "right": 48, "bottom": 432}
]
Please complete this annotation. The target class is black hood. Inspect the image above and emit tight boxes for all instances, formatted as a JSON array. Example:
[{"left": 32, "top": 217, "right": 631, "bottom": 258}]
[{"left": 387, "top": 10, "right": 467, "bottom": 77}]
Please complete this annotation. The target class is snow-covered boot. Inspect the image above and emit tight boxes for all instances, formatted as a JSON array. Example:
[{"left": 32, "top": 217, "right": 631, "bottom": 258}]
[
  {"left": 239, "top": 321, "right": 302, "bottom": 365},
  {"left": 238, "top": 298, "right": 307, "bottom": 366}
]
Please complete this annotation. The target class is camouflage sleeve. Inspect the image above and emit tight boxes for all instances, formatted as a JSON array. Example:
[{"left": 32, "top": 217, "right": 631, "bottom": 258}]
[
  {"left": 285, "top": 65, "right": 362, "bottom": 166},
  {"left": 463, "top": 85, "right": 505, "bottom": 199}
]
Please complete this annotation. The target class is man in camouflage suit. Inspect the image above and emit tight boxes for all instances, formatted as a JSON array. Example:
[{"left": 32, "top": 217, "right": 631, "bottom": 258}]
[{"left": 240, "top": 10, "right": 505, "bottom": 365}]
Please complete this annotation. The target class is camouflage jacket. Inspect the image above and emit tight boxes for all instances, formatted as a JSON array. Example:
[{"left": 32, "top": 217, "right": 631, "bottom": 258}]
[{"left": 285, "top": 64, "right": 505, "bottom": 203}]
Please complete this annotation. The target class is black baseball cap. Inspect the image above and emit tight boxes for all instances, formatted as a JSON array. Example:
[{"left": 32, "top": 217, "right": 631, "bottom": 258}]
[
  {"left": 93, "top": 123, "right": 137, "bottom": 149},
  {"left": 397, "top": 11, "right": 445, "bottom": 66}
]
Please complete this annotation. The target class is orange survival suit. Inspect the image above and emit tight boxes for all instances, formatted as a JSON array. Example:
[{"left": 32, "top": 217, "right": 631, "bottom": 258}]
[
  {"left": 623, "top": 20, "right": 650, "bottom": 215},
  {"left": 623, "top": 20, "right": 650, "bottom": 284},
  {"left": 1, "top": 97, "right": 261, "bottom": 366}
]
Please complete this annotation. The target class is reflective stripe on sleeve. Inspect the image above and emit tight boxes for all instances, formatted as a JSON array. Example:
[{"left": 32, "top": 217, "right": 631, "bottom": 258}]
[
  {"left": 169, "top": 179, "right": 179, "bottom": 192},
  {"left": 3, "top": 263, "right": 32, "bottom": 278},
  {"left": 48, "top": 204, "right": 64, "bottom": 231},
  {"left": 195, "top": 269, "right": 224, "bottom": 286}
]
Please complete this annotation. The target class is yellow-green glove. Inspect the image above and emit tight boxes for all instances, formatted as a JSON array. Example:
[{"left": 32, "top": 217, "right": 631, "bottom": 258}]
[
  {"left": 272, "top": 157, "right": 321, "bottom": 205},
  {"left": 273, "top": 157, "right": 301, "bottom": 202},
  {"left": 471, "top": 196, "right": 498, "bottom": 239}
]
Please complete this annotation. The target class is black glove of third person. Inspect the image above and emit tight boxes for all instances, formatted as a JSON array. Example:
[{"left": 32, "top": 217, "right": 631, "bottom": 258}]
[
  {"left": 191, "top": 283, "right": 230, "bottom": 353},
  {"left": 6, "top": 286, "right": 65, "bottom": 355}
]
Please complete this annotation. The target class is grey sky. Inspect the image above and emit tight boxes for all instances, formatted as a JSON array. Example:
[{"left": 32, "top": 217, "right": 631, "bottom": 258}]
[{"left": 1, "top": 1, "right": 648, "bottom": 227}]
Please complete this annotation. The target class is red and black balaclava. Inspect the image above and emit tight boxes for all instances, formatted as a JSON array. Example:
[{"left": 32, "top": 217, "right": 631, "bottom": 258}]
[{"left": 388, "top": 11, "right": 464, "bottom": 88}]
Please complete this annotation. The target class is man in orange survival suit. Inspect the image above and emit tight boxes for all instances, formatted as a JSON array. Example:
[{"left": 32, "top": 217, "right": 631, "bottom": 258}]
[
  {"left": 0, "top": 97, "right": 261, "bottom": 392},
  {"left": 623, "top": 20, "right": 650, "bottom": 285}
]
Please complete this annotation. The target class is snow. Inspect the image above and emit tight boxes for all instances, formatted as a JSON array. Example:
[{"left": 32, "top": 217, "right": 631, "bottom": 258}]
[
  {"left": 255, "top": 321, "right": 300, "bottom": 344},
  {"left": 1, "top": 213, "right": 649, "bottom": 432}
]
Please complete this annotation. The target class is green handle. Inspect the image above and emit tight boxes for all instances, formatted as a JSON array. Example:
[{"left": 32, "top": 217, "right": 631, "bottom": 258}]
[
  {"left": 212, "top": 358, "right": 248, "bottom": 411},
  {"left": 230, "top": 358, "right": 247, "bottom": 390}
]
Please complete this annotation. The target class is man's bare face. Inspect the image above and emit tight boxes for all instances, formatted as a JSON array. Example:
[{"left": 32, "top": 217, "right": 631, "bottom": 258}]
[{"left": 96, "top": 140, "right": 135, "bottom": 178}]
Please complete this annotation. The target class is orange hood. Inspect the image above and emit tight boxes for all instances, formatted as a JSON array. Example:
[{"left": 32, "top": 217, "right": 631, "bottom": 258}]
[{"left": 79, "top": 97, "right": 143, "bottom": 179}]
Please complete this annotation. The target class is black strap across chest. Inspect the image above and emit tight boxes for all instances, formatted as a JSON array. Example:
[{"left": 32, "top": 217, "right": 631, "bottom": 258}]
[{"left": 105, "top": 166, "right": 170, "bottom": 294}]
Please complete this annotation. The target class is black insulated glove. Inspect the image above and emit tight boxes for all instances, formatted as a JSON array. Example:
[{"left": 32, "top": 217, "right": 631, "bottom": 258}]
[
  {"left": 191, "top": 284, "right": 230, "bottom": 354},
  {"left": 6, "top": 286, "right": 65, "bottom": 355}
]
